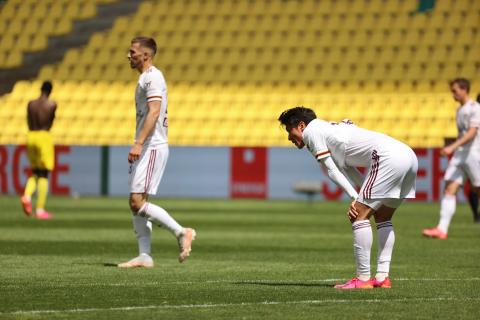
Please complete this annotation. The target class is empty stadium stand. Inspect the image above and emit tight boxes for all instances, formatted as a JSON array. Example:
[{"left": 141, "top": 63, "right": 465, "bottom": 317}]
[{"left": 0, "top": 0, "right": 478, "bottom": 147}]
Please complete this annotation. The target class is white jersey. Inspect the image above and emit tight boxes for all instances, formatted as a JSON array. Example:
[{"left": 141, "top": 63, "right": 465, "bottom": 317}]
[
  {"left": 302, "top": 118, "right": 418, "bottom": 200},
  {"left": 455, "top": 99, "right": 480, "bottom": 152},
  {"left": 135, "top": 66, "right": 168, "bottom": 147},
  {"left": 302, "top": 119, "right": 408, "bottom": 169}
]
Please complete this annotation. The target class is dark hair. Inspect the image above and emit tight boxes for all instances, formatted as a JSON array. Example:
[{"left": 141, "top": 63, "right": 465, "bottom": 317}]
[
  {"left": 131, "top": 36, "right": 157, "bottom": 56},
  {"left": 41, "top": 81, "right": 53, "bottom": 96},
  {"left": 278, "top": 106, "right": 317, "bottom": 127},
  {"left": 450, "top": 78, "right": 470, "bottom": 93},
  {"left": 476, "top": 93, "right": 480, "bottom": 103}
]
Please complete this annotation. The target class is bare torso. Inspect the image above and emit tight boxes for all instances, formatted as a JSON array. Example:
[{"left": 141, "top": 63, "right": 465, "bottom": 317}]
[{"left": 27, "top": 97, "right": 57, "bottom": 131}]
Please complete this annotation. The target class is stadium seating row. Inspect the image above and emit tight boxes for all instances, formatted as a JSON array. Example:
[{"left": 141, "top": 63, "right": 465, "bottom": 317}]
[
  {"left": 0, "top": 80, "right": 459, "bottom": 147},
  {"left": 35, "top": 0, "right": 480, "bottom": 86},
  {"left": 135, "top": 0, "right": 479, "bottom": 15},
  {"left": 0, "top": 0, "right": 116, "bottom": 68},
  {"left": 1, "top": 0, "right": 478, "bottom": 148},
  {"left": 45, "top": 46, "right": 479, "bottom": 73},
  {"left": 37, "top": 61, "right": 478, "bottom": 88}
]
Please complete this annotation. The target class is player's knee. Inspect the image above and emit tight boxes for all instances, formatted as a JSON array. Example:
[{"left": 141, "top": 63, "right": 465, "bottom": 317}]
[
  {"left": 129, "top": 197, "right": 145, "bottom": 214},
  {"left": 444, "top": 181, "right": 459, "bottom": 195},
  {"left": 353, "top": 201, "right": 374, "bottom": 221},
  {"left": 374, "top": 206, "right": 396, "bottom": 223}
]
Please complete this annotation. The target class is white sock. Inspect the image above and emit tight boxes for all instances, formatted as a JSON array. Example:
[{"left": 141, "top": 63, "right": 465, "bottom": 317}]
[
  {"left": 352, "top": 220, "right": 372, "bottom": 281},
  {"left": 132, "top": 215, "right": 152, "bottom": 255},
  {"left": 376, "top": 220, "right": 395, "bottom": 281},
  {"left": 438, "top": 195, "right": 456, "bottom": 234},
  {"left": 139, "top": 202, "right": 183, "bottom": 237}
]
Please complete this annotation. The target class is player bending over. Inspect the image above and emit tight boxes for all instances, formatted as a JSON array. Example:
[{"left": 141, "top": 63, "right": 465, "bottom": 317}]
[
  {"left": 278, "top": 107, "right": 418, "bottom": 289},
  {"left": 118, "top": 37, "right": 196, "bottom": 268}
]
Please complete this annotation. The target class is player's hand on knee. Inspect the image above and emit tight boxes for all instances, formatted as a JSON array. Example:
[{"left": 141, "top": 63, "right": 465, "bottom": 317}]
[{"left": 348, "top": 200, "right": 359, "bottom": 222}]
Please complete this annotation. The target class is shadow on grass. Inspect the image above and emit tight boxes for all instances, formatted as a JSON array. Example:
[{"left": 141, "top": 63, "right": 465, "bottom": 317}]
[
  {"left": 234, "top": 281, "right": 333, "bottom": 288},
  {"left": 103, "top": 263, "right": 119, "bottom": 267}
]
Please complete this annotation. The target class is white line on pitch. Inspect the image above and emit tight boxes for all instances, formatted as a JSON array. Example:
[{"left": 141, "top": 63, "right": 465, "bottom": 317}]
[{"left": 2, "top": 297, "right": 480, "bottom": 316}]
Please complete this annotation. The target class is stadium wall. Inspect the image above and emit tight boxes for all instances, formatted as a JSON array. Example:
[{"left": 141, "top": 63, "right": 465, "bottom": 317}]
[{"left": 0, "top": 145, "right": 470, "bottom": 202}]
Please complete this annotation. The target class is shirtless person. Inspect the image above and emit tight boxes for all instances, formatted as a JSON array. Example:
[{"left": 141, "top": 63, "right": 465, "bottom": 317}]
[{"left": 21, "top": 81, "right": 57, "bottom": 219}]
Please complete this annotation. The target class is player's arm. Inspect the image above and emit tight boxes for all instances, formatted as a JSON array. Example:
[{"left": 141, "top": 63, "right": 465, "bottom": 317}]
[
  {"left": 128, "top": 99, "right": 161, "bottom": 163},
  {"left": 319, "top": 156, "right": 359, "bottom": 200},
  {"left": 443, "top": 106, "right": 480, "bottom": 156},
  {"left": 442, "top": 126, "right": 478, "bottom": 156},
  {"left": 343, "top": 166, "right": 364, "bottom": 188},
  {"left": 136, "top": 100, "right": 161, "bottom": 145}
]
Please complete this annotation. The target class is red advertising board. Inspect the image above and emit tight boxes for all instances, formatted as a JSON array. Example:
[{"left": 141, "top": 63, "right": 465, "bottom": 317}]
[
  {"left": 230, "top": 147, "right": 267, "bottom": 199},
  {"left": 0, "top": 145, "right": 70, "bottom": 195}
]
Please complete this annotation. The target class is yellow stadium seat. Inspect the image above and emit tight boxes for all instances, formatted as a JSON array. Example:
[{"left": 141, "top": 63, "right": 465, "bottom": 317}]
[
  {"left": 3, "top": 50, "right": 23, "bottom": 68},
  {"left": 52, "top": 17, "right": 73, "bottom": 35},
  {"left": 78, "top": 1, "right": 97, "bottom": 20},
  {"left": 16, "top": 33, "right": 33, "bottom": 51},
  {"left": 1, "top": 0, "right": 479, "bottom": 147}
]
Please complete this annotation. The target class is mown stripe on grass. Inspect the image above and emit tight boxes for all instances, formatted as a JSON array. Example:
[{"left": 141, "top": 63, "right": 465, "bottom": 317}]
[
  {"left": 1, "top": 278, "right": 479, "bottom": 288},
  {"left": 2, "top": 297, "right": 480, "bottom": 315}
]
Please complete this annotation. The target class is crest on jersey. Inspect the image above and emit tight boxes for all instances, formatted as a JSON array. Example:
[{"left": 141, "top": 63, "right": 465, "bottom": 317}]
[{"left": 145, "top": 81, "right": 151, "bottom": 88}]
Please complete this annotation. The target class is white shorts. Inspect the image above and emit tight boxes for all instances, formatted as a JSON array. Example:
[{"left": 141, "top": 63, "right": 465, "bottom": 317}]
[
  {"left": 357, "top": 143, "right": 418, "bottom": 204},
  {"left": 444, "top": 149, "right": 480, "bottom": 187},
  {"left": 129, "top": 144, "right": 168, "bottom": 195},
  {"left": 358, "top": 198, "right": 404, "bottom": 211}
]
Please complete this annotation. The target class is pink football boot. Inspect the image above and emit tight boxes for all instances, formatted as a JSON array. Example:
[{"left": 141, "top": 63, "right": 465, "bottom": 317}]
[
  {"left": 373, "top": 277, "right": 391, "bottom": 288},
  {"left": 21, "top": 196, "right": 33, "bottom": 216},
  {"left": 36, "top": 210, "right": 53, "bottom": 220},
  {"left": 422, "top": 227, "right": 447, "bottom": 239},
  {"left": 334, "top": 277, "right": 374, "bottom": 289}
]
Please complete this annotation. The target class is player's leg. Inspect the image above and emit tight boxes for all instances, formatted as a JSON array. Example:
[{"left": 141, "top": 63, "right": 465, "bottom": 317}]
[
  {"left": 373, "top": 201, "right": 400, "bottom": 288},
  {"left": 121, "top": 146, "right": 195, "bottom": 267},
  {"left": 132, "top": 193, "right": 196, "bottom": 263},
  {"left": 335, "top": 149, "right": 387, "bottom": 289},
  {"left": 22, "top": 140, "right": 39, "bottom": 216},
  {"left": 334, "top": 201, "right": 375, "bottom": 289},
  {"left": 131, "top": 193, "right": 183, "bottom": 238},
  {"left": 141, "top": 147, "right": 195, "bottom": 262},
  {"left": 131, "top": 193, "right": 152, "bottom": 257},
  {"left": 423, "top": 156, "right": 464, "bottom": 238},
  {"left": 372, "top": 148, "right": 416, "bottom": 287},
  {"left": 33, "top": 132, "right": 54, "bottom": 219},
  {"left": 467, "top": 188, "right": 479, "bottom": 223},
  {"left": 22, "top": 169, "right": 38, "bottom": 216},
  {"left": 118, "top": 192, "right": 154, "bottom": 268},
  {"left": 464, "top": 155, "right": 480, "bottom": 223},
  {"left": 470, "top": 187, "right": 480, "bottom": 223},
  {"left": 438, "top": 181, "right": 461, "bottom": 234},
  {"left": 34, "top": 169, "right": 52, "bottom": 219},
  {"left": 24, "top": 174, "right": 37, "bottom": 199},
  {"left": 423, "top": 180, "right": 460, "bottom": 239}
]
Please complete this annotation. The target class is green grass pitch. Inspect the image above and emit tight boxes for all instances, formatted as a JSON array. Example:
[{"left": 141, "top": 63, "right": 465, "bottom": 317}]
[{"left": 0, "top": 196, "right": 479, "bottom": 319}]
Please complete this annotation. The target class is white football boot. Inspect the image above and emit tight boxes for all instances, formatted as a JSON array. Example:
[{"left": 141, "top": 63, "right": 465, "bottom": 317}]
[
  {"left": 118, "top": 253, "right": 154, "bottom": 268},
  {"left": 177, "top": 228, "right": 196, "bottom": 263}
]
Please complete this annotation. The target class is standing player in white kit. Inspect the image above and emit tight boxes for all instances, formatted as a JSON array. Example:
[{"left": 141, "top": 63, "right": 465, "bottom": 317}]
[
  {"left": 118, "top": 37, "right": 196, "bottom": 268},
  {"left": 423, "top": 78, "right": 480, "bottom": 239},
  {"left": 278, "top": 107, "right": 418, "bottom": 289}
]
